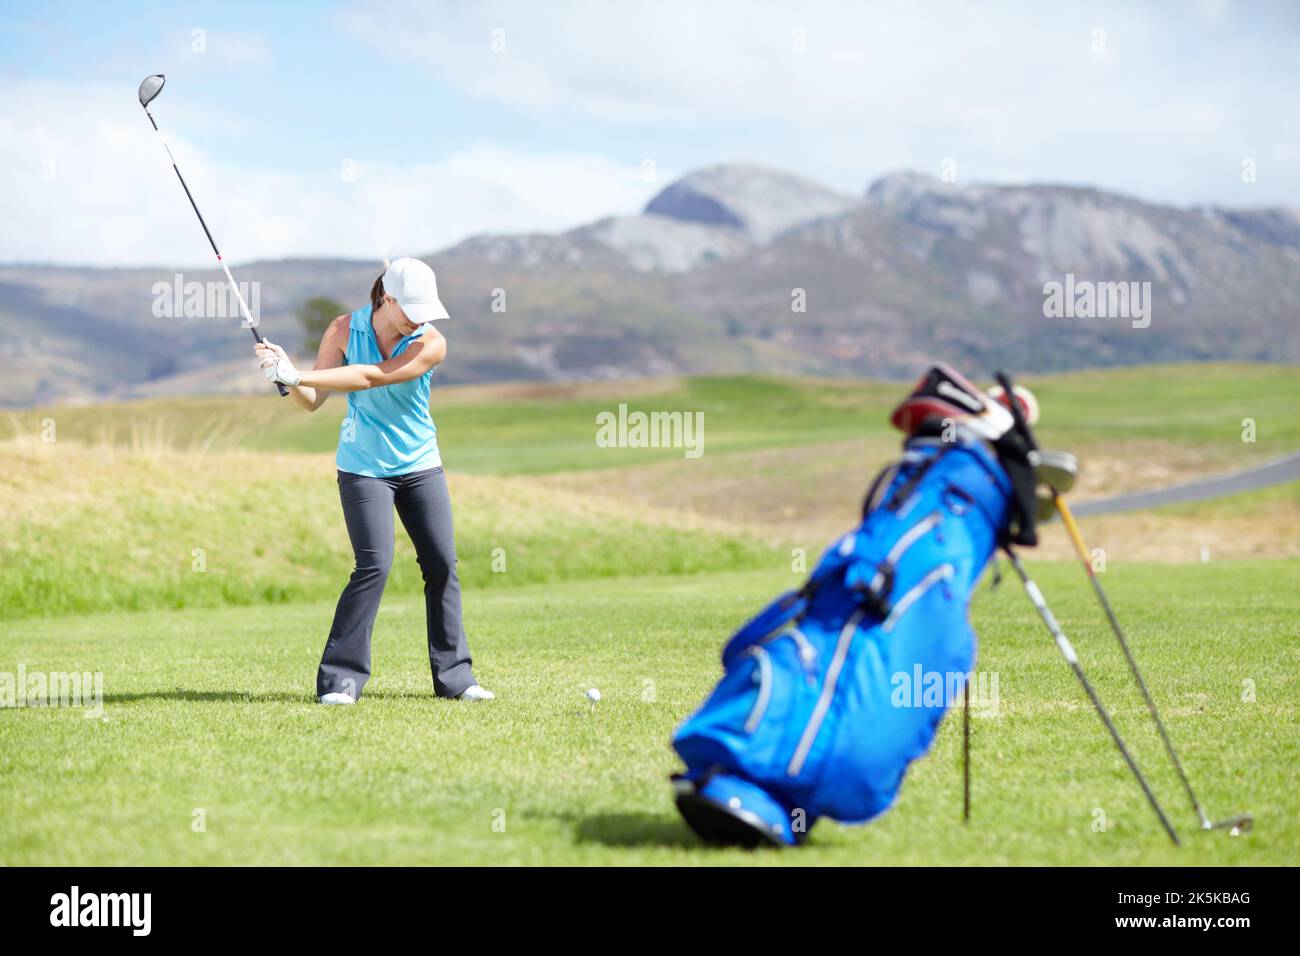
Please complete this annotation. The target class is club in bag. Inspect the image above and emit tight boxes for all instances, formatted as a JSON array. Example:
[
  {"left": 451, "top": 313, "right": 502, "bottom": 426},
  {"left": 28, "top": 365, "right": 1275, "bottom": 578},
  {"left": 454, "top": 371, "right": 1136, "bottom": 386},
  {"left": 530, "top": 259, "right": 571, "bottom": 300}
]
[{"left": 137, "top": 74, "right": 288, "bottom": 397}]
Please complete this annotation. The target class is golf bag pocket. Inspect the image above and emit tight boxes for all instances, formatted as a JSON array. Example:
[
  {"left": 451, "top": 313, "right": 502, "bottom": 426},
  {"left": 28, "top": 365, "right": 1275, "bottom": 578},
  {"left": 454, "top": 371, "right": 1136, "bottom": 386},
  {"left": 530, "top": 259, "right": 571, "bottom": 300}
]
[
  {"left": 676, "top": 629, "right": 816, "bottom": 782},
  {"left": 822, "top": 563, "right": 968, "bottom": 822}
]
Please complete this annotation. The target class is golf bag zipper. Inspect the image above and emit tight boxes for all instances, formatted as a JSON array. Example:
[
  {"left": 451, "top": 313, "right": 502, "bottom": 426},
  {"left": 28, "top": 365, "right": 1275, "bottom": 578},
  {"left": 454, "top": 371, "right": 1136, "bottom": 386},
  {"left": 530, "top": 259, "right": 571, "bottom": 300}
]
[
  {"left": 867, "top": 510, "right": 943, "bottom": 594},
  {"left": 787, "top": 628, "right": 818, "bottom": 677},
  {"left": 854, "top": 509, "right": 944, "bottom": 618},
  {"left": 742, "top": 646, "right": 773, "bottom": 733},
  {"left": 787, "top": 609, "right": 865, "bottom": 776},
  {"left": 763, "top": 627, "right": 818, "bottom": 681},
  {"left": 882, "top": 564, "right": 955, "bottom": 634}
]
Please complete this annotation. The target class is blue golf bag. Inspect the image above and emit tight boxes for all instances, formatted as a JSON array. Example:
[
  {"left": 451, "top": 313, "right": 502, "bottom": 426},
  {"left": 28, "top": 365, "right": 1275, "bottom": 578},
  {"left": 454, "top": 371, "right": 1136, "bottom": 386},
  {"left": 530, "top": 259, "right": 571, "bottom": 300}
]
[{"left": 672, "top": 432, "right": 1017, "bottom": 846}]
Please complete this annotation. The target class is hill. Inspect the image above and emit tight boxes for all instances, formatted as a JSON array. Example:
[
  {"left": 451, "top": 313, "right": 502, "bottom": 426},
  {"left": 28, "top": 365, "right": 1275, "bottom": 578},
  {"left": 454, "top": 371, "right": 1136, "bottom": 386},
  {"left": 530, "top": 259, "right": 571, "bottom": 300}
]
[
  {"left": 2, "top": 365, "right": 1297, "bottom": 620},
  {"left": 1, "top": 164, "right": 1297, "bottom": 406}
]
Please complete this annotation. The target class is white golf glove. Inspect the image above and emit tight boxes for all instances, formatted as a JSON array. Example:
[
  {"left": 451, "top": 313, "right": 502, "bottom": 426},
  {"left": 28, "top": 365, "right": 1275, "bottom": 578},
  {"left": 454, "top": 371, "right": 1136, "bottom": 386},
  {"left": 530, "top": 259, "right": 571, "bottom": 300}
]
[{"left": 255, "top": 341, "right": 301, "bottom": 387}]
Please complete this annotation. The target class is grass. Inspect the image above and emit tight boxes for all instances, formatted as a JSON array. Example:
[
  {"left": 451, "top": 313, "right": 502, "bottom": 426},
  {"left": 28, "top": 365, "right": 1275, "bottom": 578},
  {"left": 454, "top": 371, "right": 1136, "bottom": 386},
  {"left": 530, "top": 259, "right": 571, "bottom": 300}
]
[
  {"left": 0, "top": 444, "right": 785, "bottom": 621},
  {"left": 1, "top": 561, "right": 1295, "bottom": 865},
  {"left": 2, "top": 365, "right": 1296, "bottom": 865},
  {"left": 1019, "top": 363, "right": 1300, "bottom": 451},
  {"left": 3, "top": 367, "right": 1295, "bottom": 619}
]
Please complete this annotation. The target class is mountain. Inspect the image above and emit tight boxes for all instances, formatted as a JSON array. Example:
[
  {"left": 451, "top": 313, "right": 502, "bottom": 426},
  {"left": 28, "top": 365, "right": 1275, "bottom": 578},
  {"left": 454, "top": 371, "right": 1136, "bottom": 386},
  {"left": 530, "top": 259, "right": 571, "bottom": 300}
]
[
  {"left": 1, "top": 163, "right": 1297, "bottom": 407},
  {"left": 644, "top": 163, "right": 858, "bottom": 242}
]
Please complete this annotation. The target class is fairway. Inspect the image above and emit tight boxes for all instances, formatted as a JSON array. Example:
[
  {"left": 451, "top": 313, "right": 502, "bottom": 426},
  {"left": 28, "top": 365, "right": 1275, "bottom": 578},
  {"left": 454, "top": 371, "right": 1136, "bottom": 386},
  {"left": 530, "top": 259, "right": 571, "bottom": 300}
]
[{"left": 2, "top": 561, "right": 1295, "bottom": 866}]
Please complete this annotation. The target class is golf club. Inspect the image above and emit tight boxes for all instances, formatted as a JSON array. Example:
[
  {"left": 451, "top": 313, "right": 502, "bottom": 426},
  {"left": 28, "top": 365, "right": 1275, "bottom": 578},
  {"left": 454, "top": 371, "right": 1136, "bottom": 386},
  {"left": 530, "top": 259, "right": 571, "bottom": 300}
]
[
  {"left": 1004, "top": 546, "right": 1181, "bottom": 846},
  {"left": 137, "top": 74, "right": 288, "bottom": 397},
  {"left": 996, "top": 370, "right": 1253, "bottom": 836}
]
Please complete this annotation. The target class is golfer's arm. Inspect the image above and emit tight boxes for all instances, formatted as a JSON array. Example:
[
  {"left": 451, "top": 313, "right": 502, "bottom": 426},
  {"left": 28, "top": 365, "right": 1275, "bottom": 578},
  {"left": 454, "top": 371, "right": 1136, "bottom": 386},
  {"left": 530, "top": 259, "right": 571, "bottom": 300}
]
[
  {"left": 298, "top": 331, "right": 446, "bottom": 393},
  {"left": 290, "top": 316, "right": 348, "bottom": 412}
]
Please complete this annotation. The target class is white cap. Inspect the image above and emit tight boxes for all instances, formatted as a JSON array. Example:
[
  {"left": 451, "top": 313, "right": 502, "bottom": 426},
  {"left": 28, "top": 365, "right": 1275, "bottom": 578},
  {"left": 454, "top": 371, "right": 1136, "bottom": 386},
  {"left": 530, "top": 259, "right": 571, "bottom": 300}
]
[{"left": 381, "top": 257, "right": 449, "bottom": 324}]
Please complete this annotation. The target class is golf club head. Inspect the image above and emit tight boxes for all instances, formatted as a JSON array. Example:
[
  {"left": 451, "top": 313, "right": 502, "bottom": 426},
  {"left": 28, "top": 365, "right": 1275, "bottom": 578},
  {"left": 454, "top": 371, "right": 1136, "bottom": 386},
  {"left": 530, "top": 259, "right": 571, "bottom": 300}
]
[
  {"left": 1209, "top": 814, "right": 1253, "bottom": 833},
  {"left": 138, "top": 74, "right": 165, "bottom": 108},
  {"left": 1032, "top": 449, "right": 1078, "bottom": 519},
  {"left": 1031, "top": 448, "right": 1079, "bottom": 493}
]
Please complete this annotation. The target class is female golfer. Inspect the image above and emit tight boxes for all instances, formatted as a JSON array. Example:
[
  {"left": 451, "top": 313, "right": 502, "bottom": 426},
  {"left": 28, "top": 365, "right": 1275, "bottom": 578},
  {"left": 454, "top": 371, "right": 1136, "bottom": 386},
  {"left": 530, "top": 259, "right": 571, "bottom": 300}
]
[{"left": 255, "top": 257, "right": 493, "bottom": 705}]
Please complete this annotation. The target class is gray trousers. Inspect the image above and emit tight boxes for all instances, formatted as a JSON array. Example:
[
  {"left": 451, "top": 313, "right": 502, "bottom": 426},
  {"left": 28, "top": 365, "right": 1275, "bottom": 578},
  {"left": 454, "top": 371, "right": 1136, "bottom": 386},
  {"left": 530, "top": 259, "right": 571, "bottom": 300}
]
[{"left": 317, "top": 466, "right": 476, "bottom": 700}]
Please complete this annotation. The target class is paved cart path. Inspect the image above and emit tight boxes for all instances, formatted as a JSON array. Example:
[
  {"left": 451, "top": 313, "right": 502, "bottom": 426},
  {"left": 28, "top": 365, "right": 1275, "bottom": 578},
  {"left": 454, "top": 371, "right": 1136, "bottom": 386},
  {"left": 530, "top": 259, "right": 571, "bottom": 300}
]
[{"left": 1072, "top": 451, "right": 1300, "bottom": 518}]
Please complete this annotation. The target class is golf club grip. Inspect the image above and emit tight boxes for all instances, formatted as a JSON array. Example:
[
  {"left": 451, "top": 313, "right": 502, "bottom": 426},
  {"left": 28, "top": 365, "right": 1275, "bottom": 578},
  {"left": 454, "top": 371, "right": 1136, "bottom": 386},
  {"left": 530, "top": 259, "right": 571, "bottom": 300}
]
[{"left": 248, "top": 326, "right": 290, "bottom": 396}]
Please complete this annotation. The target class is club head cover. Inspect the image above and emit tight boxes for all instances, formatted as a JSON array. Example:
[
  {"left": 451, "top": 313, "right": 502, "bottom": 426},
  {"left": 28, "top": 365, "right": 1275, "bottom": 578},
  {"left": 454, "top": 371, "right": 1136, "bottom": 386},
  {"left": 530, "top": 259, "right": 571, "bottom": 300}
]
[
  {"left": 890, "top": 363, "right": 1014, "bottom": 441},
  {"left": 988, "top": 383, "right": 1040, "bottom": 427}
]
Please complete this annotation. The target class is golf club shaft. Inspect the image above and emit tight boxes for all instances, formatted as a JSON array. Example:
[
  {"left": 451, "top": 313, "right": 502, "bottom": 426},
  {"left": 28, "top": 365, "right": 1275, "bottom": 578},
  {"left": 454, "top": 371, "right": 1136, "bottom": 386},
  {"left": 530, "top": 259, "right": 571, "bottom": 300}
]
[
  {"left": 1054, "top": 494, "right": 1209, "bottom": 828},
  {"left": 143, "top": 107, "right": 287, "bottom": 395},
  {"left": 1005, "top": 548, "right": 1180, "bottom": 846}
]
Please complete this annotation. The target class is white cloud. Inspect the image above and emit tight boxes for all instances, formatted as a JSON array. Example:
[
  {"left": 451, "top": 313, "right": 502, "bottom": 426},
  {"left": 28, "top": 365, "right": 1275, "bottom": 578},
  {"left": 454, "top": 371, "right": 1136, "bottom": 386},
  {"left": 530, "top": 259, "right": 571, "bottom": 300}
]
[
  {"left": 0, "top": 80, "right": 660, "bottom": 267},
  {"left": 335, "top": 1, "right": 1155, "bottom": 124},
  {"left": 3, "top": 2, "right": 1297, "bottom": 267},
  {"left": 339, "top": 0, "right": 1300, "bottom": 204}
]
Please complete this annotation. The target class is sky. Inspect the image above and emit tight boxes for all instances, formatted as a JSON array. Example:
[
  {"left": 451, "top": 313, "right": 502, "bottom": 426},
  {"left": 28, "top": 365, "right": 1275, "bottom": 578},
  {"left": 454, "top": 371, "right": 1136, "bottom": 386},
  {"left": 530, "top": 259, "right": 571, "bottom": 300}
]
[{"left": 1, "top": 0, "right": 1297, "bottom": 267}]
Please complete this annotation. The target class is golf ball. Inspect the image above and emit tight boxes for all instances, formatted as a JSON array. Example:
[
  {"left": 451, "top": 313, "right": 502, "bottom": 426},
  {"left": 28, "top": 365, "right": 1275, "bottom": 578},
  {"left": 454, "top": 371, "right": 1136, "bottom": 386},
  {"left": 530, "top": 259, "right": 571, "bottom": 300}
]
[{"left": 586, "top": 688, "right": 601, "bottom": 702}]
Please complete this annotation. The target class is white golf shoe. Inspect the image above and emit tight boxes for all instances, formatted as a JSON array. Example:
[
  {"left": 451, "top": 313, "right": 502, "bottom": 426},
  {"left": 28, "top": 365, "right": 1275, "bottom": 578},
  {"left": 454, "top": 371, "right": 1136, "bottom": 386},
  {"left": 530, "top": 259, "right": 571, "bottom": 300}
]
[
  {"left": 319, "top": 692, "right": 356, "bottom": 705},
  {"left": 456, "top": 685, "right": 495, "bottom": 701}
]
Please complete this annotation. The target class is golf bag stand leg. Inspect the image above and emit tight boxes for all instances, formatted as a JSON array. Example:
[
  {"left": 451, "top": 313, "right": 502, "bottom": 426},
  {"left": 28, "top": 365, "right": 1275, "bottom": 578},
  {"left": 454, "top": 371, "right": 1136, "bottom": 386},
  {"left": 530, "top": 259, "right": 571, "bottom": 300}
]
[
  {"left": 1053, "top": 496, "right": 1252, "bottom": 834},
  {"left": 1004, "top": 547, "right": 1180, "bottom": 846},
  {"left": 963, "top": 665, "right": 971, "bottom": 822}
]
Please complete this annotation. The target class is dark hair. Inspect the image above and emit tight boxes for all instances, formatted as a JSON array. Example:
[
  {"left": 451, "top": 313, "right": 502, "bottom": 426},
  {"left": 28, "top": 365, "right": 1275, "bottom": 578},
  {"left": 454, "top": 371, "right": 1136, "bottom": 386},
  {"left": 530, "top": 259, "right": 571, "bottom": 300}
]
[{"left": 370, "top": 273, "right": 386, "bottom": 314}]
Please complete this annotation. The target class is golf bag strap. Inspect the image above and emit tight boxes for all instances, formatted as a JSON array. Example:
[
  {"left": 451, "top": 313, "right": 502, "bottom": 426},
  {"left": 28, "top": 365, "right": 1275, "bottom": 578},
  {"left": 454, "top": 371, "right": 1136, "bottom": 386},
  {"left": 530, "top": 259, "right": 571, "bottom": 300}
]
[
  {"left": 842, "top": 440, "right": 957, "bottom": 617},
  {"left": 721, "top": 590, "right": 807, "bottom": 665},
  {"left": 885, "top": 437, "right": 954, "bottom": 512},
  {"left": 861, "top": 434, "right": 954, "bottom": 518},
  {"left": 992, "top": 431, "right": 1038, "bottom": 547},
  {"left": 861, "top": 461, "right": 900, "bottom": 518},
  {"left": 850, "top": 565, "right": 893, "bottom": 619}
]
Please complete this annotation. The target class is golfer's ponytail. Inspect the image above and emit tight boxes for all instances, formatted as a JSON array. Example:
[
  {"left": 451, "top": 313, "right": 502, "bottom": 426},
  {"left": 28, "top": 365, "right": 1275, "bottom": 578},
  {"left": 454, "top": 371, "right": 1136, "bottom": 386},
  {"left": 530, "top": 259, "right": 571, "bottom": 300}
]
[{"left": 371, "top": 249, "right": 394, "bottom": 313}]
